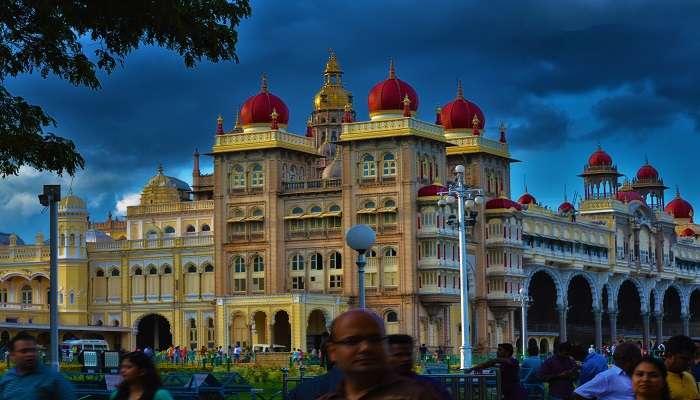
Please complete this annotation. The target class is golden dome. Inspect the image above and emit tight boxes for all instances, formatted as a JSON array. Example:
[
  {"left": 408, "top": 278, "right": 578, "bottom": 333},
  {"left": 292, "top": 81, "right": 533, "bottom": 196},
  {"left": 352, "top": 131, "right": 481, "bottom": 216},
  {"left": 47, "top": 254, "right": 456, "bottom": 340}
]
[
  {"left": 313, "top": 50, "right": 352, "bottom": 111},
  {"left": 59, "top": 194, "right": 87, "bottom": 212}
]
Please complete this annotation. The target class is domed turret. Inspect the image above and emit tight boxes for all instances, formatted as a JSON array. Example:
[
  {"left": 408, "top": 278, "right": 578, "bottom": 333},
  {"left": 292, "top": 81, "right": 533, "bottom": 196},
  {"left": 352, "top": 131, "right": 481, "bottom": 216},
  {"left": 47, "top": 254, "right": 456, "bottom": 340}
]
[
  {"left": 141, "top": 165, "right": 192, "bottom": 205},
  {"left": 367, "top": 60, "right": 418, "bottom": 120},
  {"left": 314, "top": 50, "right": 352, "bottom": 111},
  {"left": 588, "top": 145, "right": 613, "bottom": 167},
  {"left": 636, "top": 163, "right": 659, "bottom": 181},
  {"left": 59, "top": 194, "right": 87, "bottom": 212},
  {"left": 558, "top": 201, "right": 575, "bottom": 214},
  {"left": 485, "top": 196, "right": 522, "bottom": 211},
  {"left": 665, "top": 188, "right": 694, "bottom": 221},
  {"left": 417, "top": 183, "right": 448, "bottom": 198},
  {"left": 239, "top": 75, "right": 289, "bottom": 132},
  {"left": 680, "top": 227, "right": 696, "bottom": 237},
  {"left": 440, "top": 80, "right": 485, "bottom": 138}
]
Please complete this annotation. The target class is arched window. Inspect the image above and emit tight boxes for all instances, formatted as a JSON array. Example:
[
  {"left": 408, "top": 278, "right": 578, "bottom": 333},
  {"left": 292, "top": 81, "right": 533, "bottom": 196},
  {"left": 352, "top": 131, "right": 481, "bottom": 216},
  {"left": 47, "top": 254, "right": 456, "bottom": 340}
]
[
  {"left": 111, "top": 269, "right": 120, "bottom": 277},
  {"left": 289, "top": 165, "right": 298, "bottom": 181},
  {"left": 201, "top": 224, "right": 211, "bottom": 232},
  {"left": 21, "top": 285, "right": 32, "bottom": 304},
  {"left": 253, "top": 208, "right": 264, "bottom": 217},
  {"left": 231, "top": 165, "right": 245, "bottom": 188},
  {"left": 164, "top": 226, "right": 175, "bottom": 234},
  {"left": 310, "top": 205, "right": 322, "bottom": 214},
  {"left": 189, "top": 318, "right": 198, "bottom": 349},
  {"left": 384, "top": 199, "right": 396, "bottom": 208},
  {"left": 367, "top": 249, "right": 377, "bottom": 258},
  {"left": 251, "top": 164, "right": 264, "bottom": 186},
  {"left": 69, "top": 291, "right": 75, "bottom": 304},
  {"left": 364, "top": 201, "right": 376, "bottom": 209},
  {"left": 96, "top": 269, "right": 105, "bottom": 277},
  {"left": 386, "top": 311, "right": 398, "bottom": 323},
  {"left": 382, "top": 199, "right": 397, "bottom": 224},
  {"left": 382, "top": 153, "right": 396, "bottom": 176},
  {"left": 384, "top": 248, "right": 397, "bottom": 257},
  {"left": 292, "top": 207, "right": 304, "bottom": 215},
  {"left": 146, "top": 230, "right": 158, "bottom": 239},
  {"left": 329, "top": 252, "right": 342, "bottom": 269},
  {"left": 69, "top": 234, "right": 75, "bottom": 246},
  {"left": 291, "top": 254, "right": 305, "bottom": 271},
  {"left": 186, "top": 225, "right": 196, "bottom": 233},
  {"left": 207, "top": 317, "right": 215, "bottom": 348},
  {"left": 362, "top": 154, "right": 376, "bottom": 177},
  {"left": 187, "top": 265, "right": 198, "bottom": 273},
  {"left": 149, "top": 266, "right": 158, "bottom": 275},
  {"left": 163, "top": 266, "right": 172, "bottom": 274},
  {"left": 329, "top": 204, "right": 341, "bottom": 212},
  {"left": 204, "top": 264, "right": 214, "bottom": 272},
  {"left": 252, "top": 256, "right": 264, "bottom": 272},
  {"left": 310, "top": 253, "right": 323, "bottom": 270},
  {"left": 134, "top": 267, "right": 143, "bottom": 276},
  {"left": 233, "top": 256, "right": 246, "bottom": 273}
]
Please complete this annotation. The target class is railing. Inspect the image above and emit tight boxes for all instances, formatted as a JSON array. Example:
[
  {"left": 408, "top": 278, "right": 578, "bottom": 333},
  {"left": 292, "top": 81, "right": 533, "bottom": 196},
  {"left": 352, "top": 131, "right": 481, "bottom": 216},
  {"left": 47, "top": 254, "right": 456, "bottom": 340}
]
[
  {"left": 214, "top": 129, "right": 316, "bottom": 153},
  {"left": 448, "top": 135, "right": 510, "bottom": 158},
  {"left": 281, "top": 178, "right": 341, "bottom": 193},
  {"left": 89, "top": 235, "right": 214, "bottom": 252},
  {"left": 0, "top": 302, "right": 46, "bottom": 311},
  {"left": 342, "top": 117, "right": 444, "bottom": 138},
  {"left": 126, "top": 200, "right": 214, "bottom": 217}
]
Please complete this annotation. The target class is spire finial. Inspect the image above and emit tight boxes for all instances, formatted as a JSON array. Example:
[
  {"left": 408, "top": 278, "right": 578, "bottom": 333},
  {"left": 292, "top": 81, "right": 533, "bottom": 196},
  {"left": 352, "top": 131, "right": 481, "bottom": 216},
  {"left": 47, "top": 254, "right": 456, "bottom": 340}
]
[
  {"left": 402, "top": 94, "right": 411, "bottom": 117},
  {"left": 270, "top": 108, "right": 279, "bottom": 130},
  {"left": 676, "top": 185, "right": 681, "bottom": 198},
  {"left": 644, "top": 154, "right": 649, "bottom": 165},
  {"left": 564, "top": 184, "right": 568, "bottom": 202},
  {"left": 457, "top": 79, "right": 464, "bottom": 99},
  {"left": 389, "top": 58, "right": 396, "bottom": 79},
  {"left": 435, "top": 106, "right": 442, "bottom": 125},
  {"left": 234, "top": 107, "right": 241, "bottom": 130},
  {"left": 498, "top": 122, "right": 507, "bottom": 143},
  {"left": 524, "top": 175, "right": 528, "bottom": 194},
  {"left": 157, "top": 163, "right": 164, "bottom": 175},
  {"left": 261, "top": 73, "right": 268, "bottom": 93},
  {"left": 216, "top": 114, "right": 224, "bottom": 134}
]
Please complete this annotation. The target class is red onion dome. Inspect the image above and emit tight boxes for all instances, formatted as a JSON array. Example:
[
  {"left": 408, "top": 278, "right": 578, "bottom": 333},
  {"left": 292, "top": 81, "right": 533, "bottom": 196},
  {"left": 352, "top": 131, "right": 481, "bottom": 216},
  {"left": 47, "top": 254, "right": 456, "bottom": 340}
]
[
  {"left": 616, "top": 190, "right": 644, "bottom": 203},
  {"left": 558, "top": 201, "right": 575, "bottom": 214},
  {"left": 440, "top": 80, "right": 485, "bottom": 130},
  {"left": 518, "top": 193, "right": 536, "bottom": 205},
  {"left": 418, "top": 183, "right": 448, "bottom": 197},
  {"left": 368, "top": 60, "right": 418, "bottom": 117},
  {"left": 680, "top": 228, "right": 696, "bottom": 237},
  {"left": 485, "top": 197, "right": 522, "bottom": 211},
  {"left": 636, "top": 162, "right": 659, "bottom": 180},
  {"left": 240, "top": 75, "right": 289, "bottom": 127},
  {"left": 665, "top": 188, "right": 694, "bottom": 220},
  {"left": 588, "top": 145, "right": 613, "bottom": 167}
]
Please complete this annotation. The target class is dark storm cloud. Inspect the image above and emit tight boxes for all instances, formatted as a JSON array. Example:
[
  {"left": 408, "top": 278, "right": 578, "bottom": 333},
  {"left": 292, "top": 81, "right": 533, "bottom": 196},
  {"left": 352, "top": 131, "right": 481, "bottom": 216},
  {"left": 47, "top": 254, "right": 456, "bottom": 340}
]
[{"left": 3, "top": 0, "right": 700, "bottom": 239}]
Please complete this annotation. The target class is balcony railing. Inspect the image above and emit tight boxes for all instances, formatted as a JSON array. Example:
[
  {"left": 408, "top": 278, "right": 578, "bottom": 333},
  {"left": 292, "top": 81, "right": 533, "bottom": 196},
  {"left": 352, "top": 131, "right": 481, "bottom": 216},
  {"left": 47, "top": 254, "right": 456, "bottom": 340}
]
[
  {"left": 127, "top": 200, "right": 213, "bottom": 217},
  {"left": 0, "top": 303, "right": 46, "bottom": 311},
  {"left": 89, "top": 235, "right": 213, "bottom": 251},
  {"left": 281, "top": 179, "right": 341, "bottom": 193}
]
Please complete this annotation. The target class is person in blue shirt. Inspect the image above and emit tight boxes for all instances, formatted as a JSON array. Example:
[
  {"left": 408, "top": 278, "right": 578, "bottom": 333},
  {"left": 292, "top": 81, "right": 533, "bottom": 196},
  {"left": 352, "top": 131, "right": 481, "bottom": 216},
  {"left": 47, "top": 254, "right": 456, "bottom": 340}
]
[
  {"left": 0, "top": 332, "right": 76, "bottom": 400},
  {"left": 521, "top": 343, "right": 544, "bottom": 387},
  {"left": 573, "top": 342, "right": 642, "bottom": 400},
  {"left": 578, "top": 347, "right": 609, "bottom": 385}
]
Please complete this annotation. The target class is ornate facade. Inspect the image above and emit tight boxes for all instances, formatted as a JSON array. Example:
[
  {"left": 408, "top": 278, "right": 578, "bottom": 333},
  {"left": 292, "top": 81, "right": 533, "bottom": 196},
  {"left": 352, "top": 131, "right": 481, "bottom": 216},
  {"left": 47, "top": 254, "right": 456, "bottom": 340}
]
[{"left": 2, "top": 52, "right": 700, "bottom": 354}]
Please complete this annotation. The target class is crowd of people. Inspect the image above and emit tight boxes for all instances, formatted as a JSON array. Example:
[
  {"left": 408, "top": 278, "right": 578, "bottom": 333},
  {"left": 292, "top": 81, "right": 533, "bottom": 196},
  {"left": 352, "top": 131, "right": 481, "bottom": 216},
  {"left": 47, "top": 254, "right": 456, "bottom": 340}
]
[{"left": 5, "top": 318, "right": 700, "bottom": 399}]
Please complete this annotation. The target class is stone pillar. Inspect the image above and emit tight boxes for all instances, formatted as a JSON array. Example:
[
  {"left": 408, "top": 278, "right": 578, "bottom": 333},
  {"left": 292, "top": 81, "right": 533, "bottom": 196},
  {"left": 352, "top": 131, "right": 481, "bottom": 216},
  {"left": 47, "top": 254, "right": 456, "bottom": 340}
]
[
  {"left": 558, "top": 305, "right": 567, "bottom": 342},
  {"left": 642, "top": 313, "right": 650, "bottom": 351},
  {"left": 682, "top": 314, "right": 690, "bottom": 337},
  {"left": 593, "top": 309, "right": 602, "bottom": 350},
  {"left": 609, "top": 311, "right": 618, "bottom": 345},
  {"left": 269, "top": 324, "right": 275, "bottom": 346},
  {"left": 654, "top": 312, "right": 663, "bottom": 346}
]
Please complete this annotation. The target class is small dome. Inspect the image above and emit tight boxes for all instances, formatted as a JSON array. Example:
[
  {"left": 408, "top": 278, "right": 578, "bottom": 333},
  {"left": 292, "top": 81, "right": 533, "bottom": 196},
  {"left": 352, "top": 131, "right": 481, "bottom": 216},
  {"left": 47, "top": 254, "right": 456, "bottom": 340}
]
[
  {"left": 418, "top": 184, "right": 448, "bottom": 198},
  {"left": 321, "top": 158, "right": 342, "bottom": 180},
  {"left": 518, "top": 193, "right": 536, "bottom": 205},
  {"left": 616, "top": 190, "right": 644, "bottom": 203},
  {"left": 588, "top": 145, "right": 613, "bottom": 167},
  {"left": 85, "top": 229, "right": 114, "bottom": 243},
  {"left": 59, "top": 194, "right": 87, "bottom": 212},
  {"left": 240, "top": 76, "right": 289, "bottom": 127},
  {"left": 367, "top": 61, "right": 418, "bottom": 118},
  {"left": 558, "top": 201, "right": 575, "bottom": 214},
  {"left": 485, "top": 197, "right": 522, "bottom": 211},
  {"left": 440, "top": 81, "right": 485, "bottom": 131},
  {"left": 665, "top": 189, "right": 694, "bottom": 220},
  {"left": 636, "top": 163, "right": 659, "bottom": 180},
  {"left": 680, "top": 228, "right": 696, "bottom": 237},
  {"left": 146, "top": 165, "right": 192, "bottom": 191}
]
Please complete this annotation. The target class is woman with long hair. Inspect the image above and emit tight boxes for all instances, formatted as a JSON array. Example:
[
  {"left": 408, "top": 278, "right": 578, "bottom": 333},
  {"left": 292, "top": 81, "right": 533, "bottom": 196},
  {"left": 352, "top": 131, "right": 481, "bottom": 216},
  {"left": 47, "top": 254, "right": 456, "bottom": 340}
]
[
  {"left": 632, "top": 356, "right": 670, "bottom": 400},
  {"left": 110, "top": 351, "right": 173, "bottom": 400}
]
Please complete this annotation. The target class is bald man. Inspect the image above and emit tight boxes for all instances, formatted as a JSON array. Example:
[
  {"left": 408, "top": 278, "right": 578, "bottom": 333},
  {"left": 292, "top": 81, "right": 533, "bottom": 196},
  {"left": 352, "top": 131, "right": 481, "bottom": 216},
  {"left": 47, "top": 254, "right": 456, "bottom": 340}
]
[
  {"left": 573, "top": 342, "right": 642, "bottom": 400},
  {"left": 317, "top": 310, "right": 440, "bottom": 400}
]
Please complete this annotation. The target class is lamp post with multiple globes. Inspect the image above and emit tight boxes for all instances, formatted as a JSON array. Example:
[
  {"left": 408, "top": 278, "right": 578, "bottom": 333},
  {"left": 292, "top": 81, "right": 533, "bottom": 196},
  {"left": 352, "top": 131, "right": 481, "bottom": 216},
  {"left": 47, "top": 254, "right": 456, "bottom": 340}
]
[{"left": 437, "top": 165, "right": 484, "bottom": 370}]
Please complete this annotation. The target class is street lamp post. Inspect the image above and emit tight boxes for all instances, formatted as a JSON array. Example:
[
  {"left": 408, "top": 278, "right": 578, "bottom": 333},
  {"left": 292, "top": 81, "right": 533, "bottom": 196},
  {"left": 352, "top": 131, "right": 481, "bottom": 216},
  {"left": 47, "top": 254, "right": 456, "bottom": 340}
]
[
  {"left": 345, "top": 224, "right": 377, "bottom": 309},
  {"left": 437, "top": 165, "right": 484, "bottom": 370},
  {"left": 39, "top": 185, "right": 61, "bottom": 371},
  {"left": 515, "top": 288, "right": 532, "bottom": 358}
]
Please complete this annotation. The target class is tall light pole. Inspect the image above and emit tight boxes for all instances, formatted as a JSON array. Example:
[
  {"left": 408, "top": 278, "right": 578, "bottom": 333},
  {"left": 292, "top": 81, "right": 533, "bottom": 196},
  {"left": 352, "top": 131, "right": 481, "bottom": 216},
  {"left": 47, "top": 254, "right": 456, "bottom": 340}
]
[
  {"left": 39, "top": 185, "right": 61, "bottom": 371},
  {"left": 437, "top": 165, "right": 484, "bottom": 370},
  {"left": 345, "top": 224, "right": 376, "bottom": 309},
  {"left": 515, "top": 287, "right": 532, "bottom": 358}
]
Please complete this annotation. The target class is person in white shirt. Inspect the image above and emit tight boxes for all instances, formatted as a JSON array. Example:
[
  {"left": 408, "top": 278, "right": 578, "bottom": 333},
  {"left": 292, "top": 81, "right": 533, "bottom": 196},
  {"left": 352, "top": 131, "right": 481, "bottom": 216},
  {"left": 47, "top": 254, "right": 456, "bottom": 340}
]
[{"left": 573, "top": 342, "right": 642, "bottom": 400}]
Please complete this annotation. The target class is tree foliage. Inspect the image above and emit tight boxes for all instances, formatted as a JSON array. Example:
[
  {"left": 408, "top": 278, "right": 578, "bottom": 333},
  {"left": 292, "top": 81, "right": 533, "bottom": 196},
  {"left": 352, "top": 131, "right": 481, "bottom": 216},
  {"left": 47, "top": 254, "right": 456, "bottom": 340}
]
[{"left": 0, "top": 0, "right": 251, "bottom": 177}]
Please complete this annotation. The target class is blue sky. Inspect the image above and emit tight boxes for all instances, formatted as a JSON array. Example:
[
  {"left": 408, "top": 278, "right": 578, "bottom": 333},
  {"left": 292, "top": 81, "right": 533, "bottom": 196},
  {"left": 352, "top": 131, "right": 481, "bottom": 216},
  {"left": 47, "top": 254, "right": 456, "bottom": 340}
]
[{"left": 2, "top": 0, "right": 700, "bottom": 242}]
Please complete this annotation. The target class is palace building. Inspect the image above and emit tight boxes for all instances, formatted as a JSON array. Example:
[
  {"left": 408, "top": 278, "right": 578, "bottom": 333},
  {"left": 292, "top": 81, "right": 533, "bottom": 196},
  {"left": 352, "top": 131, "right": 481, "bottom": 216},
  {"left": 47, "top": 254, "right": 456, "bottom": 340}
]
[{"left": 2, "top": 51, "right": 700, "bottom": 354}]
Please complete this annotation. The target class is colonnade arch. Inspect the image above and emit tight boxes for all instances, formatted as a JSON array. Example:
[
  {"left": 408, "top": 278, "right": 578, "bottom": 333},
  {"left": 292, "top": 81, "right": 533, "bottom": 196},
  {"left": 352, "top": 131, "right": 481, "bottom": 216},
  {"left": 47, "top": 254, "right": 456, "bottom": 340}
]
[{"left": 566, "top": 275, "right": 595, "bottom": 344}]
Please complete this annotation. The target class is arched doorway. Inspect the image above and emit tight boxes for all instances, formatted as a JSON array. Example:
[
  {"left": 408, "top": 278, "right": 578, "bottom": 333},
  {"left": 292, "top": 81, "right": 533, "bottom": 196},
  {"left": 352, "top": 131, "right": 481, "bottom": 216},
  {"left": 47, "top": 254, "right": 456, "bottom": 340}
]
[
  {"left": 618, "top": 280, "right": 642, "bottom": 338},
  {"left": 528, "top": 271, "right": 559, "bottom": 335},
  {"left": 230, "top": 314, "right": 248, "bottom": 347},
  {"left": 540, "top": 338, "right": 549, "bottom": 354},
  {"left": 567, "top": 275, "right": 594, "bottom": 346},
  {"left": 136, "top": 314, "right": 172, "bottom": 351},
  {"left": 663, "top": 287, "right": 682, "bottom": 338},
  {"left": 306, "top": 310, "right": 328, "bottom": 352},
  {"left": 253, "top": 312, "right": 267, "bottom": 344},
  {"left": 690, "top": 290, "right": 700, "bottom": 338},
  {"left": 273, "top": 311, "right": 291, "bottom": 350}
]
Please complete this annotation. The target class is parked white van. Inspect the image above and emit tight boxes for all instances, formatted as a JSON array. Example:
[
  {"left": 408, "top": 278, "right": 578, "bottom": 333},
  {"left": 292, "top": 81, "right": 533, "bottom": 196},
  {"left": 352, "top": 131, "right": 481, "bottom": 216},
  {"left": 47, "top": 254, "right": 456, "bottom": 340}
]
[{"left": 60, "top": 339, "right": 109, "bottom": 352}]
